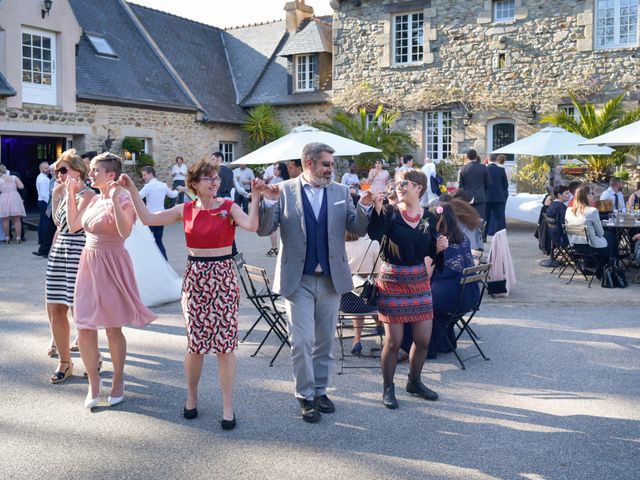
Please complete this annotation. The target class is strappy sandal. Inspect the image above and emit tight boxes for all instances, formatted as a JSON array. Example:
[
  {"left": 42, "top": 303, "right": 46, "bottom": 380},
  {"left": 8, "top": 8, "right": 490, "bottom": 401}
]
[
  {"left": 69, "top": 338, "right": 79, "bottom": 352},
  {"left": 83, "top": 354, "right": 104, "bottom": 377},
  {"left": 47, "top": 345, "right": 58, "bottom": 358},
  {"left": 266, "top": 248, "right": 277, "bottom": 256},
  {"left": 50, "top": 361, "right": 73, "bottom": 384}
]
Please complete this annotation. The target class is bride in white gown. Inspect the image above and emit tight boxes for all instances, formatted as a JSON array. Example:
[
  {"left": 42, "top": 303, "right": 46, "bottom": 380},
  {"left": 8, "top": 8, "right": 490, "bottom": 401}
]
[{"left": 125, "top": 220, "right": 182, "bottom": 307}]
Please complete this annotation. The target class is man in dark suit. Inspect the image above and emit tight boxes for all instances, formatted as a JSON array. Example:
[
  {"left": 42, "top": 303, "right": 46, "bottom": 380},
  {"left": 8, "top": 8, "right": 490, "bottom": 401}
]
[
  {"left": 210, "top": 151, "right": 234, "bottom": 200},
  {"left": 257, "top": 142, "right": 372, "bottom": 423},
  {"left": 485, "top": 153, "right": 510, "bottom": 236},
  {"left": 458, "top": 149, "right": 491, "bottom": 221}
]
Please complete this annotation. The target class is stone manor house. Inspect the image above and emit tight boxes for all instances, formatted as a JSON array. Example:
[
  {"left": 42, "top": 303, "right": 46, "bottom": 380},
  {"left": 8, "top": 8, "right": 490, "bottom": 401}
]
[{"left": 1, "top": 0, "right": 639, "bottom": 208}]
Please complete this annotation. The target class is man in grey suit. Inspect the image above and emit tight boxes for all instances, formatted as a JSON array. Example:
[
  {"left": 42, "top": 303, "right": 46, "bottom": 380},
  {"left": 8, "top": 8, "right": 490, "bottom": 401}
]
[{"left": 257, "top": 142, "right": 372, "bottom": 423}]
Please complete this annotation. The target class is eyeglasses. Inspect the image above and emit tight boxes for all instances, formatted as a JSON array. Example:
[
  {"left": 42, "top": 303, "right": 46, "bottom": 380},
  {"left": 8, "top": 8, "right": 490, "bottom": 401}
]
[
  {"left": 395, "top": 180, "right": 418, "bottom": 189},
  {"left": 55, "top": 166, "right": 68, "bottom": 175},
  {"left": 200, "top": 176, "right": 221, "bottom": 183}
]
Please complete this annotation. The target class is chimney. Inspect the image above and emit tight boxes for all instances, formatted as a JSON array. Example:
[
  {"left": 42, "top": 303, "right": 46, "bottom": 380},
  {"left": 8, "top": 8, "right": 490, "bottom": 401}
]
[{"left": 284, "top": 0, "right": 314, "bottom": 33}]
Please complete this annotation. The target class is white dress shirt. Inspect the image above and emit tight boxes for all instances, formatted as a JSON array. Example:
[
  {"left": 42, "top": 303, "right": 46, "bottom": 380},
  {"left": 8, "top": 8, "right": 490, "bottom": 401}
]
[
  {"left": 36, "top": 172, "right": 50, "bottom": 203},
  {"left": 341, "top": 172, "right": 360, "bottom": 187},
  {"left": 171, "top": 164, "right": 188, "bottom": 182},
  {"left": 139, "top": 178, "right": 178, "bottom": 212},
  {"left": 600, "top": 187, "right": 626, "bottom": 212}
]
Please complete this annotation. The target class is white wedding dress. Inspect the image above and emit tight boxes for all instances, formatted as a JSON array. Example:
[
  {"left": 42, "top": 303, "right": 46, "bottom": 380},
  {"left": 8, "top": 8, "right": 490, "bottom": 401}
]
[{"left": 124, "top": 220, "right": 182, "bottom": 307}]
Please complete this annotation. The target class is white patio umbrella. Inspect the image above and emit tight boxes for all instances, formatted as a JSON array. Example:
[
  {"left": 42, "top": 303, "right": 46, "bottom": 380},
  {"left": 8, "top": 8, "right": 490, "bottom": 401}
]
[
  {"left": 491, "top": 126, "right": 614, "bottom": 156},
  {"left": 230, "top": 124, "right": 382, "bottom": 165},
  {"left": 580, "top": 119, "right": 640, "bottom": 146}
]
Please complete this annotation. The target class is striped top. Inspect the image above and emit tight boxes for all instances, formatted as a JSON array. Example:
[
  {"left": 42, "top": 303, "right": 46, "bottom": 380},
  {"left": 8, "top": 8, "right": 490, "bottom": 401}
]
[{"left": 54, "top": 187, "right": 90, "bottom": 234}]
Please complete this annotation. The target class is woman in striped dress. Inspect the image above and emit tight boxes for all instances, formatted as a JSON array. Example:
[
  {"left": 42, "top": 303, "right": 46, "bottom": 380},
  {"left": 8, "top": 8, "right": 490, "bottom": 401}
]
[{"left": 46, "top": 149, "right": 95, "bottom": 384}]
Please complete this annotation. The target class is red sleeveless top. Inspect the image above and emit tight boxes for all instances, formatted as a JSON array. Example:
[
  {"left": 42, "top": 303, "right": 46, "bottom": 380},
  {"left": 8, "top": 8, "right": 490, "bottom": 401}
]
[{"left": 183, "top": 199, "right": 235, "bottom": 249}]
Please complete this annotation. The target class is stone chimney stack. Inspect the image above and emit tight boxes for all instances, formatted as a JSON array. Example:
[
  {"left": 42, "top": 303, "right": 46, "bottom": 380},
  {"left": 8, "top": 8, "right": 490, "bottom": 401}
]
[{"left": 284, "top": 0, "right": 314, "bottom": 33}]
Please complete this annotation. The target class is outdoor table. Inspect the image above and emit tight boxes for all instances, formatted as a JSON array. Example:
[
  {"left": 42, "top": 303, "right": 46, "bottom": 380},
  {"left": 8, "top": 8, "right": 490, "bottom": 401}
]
[{"left": 602, "top": 218, "right": 639, "bottom": 268}]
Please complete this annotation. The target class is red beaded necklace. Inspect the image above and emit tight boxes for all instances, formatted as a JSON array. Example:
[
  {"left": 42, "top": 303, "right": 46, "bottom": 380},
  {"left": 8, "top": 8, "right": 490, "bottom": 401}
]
[{"left": 400, "top": 208, "right": 422, "bottom": 223}]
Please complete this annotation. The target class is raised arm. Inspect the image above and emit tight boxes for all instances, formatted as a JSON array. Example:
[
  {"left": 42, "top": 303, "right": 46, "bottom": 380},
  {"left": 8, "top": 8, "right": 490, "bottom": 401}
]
[
  {"left": 107, "top": 182, "right": 135, "bottom": 239},
  {"left": 65, "top": 178, "right": 95, "bottom": 233},
  {"left": 230, "top": 179, "right": 264, "bottom": 231},
  {"left": 118, "top": 174, "right": 182, "bottom": 226}
]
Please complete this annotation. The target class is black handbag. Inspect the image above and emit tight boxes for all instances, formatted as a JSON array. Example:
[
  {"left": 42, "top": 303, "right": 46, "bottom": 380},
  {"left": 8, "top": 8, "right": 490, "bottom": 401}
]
[
  {"left": 358, "top": 209, "right": 396, "bottom": 307},
  {"left": 487, "top": 279, "right": 508, "bottom": 295},
  {"left": 601, "top": 265, "right": 615, "bottom": 288},
  {"left": 612, "top": 261, "right": 628, "bottom": 288}
]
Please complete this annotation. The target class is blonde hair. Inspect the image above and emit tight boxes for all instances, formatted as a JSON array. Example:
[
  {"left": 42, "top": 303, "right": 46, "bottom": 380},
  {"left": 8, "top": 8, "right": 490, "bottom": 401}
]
[{"left": 54, "top": 149, "right": 88, "bottom": 180}]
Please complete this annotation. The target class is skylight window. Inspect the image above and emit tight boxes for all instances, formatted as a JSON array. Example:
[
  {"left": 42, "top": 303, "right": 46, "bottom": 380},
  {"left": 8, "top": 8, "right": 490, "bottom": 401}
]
[{"left": 86, "top": 33, "right": 117, "bottom": 58}]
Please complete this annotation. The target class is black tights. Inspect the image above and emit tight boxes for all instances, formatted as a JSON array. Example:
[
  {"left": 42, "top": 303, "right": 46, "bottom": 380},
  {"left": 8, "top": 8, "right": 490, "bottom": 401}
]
[{"left": 381, "top": 321, "right": 433, "bottom": 386}]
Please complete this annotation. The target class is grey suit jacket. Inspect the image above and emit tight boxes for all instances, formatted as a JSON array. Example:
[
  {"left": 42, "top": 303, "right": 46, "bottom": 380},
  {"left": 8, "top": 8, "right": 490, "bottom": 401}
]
[{"left": 257, "top": 178, "right": 370, "bottom": 298}]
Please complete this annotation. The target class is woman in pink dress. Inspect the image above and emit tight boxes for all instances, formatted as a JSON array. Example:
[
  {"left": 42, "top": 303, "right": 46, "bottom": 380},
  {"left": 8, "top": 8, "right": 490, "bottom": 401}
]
[
  {"left": 0, "top": 164, "right": 26, "bottom": 243},
  {"left": 67, "top": 152, "right": 157, "bottom": 409},
  {"left": 367, "top": 159, "right": 390, "bottom": 195}
]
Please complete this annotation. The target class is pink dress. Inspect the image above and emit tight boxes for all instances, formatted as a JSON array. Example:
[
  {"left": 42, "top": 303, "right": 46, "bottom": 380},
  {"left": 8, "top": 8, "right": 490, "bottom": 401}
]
[
  {"left": 0, "top": 175, "right": 26, "bottom": 217},
  {"left": 74, "top": 194, "right": 157, "bottom": 330},
  {"left": 368, "top": 169, "right": 389, "bottom": 194}
]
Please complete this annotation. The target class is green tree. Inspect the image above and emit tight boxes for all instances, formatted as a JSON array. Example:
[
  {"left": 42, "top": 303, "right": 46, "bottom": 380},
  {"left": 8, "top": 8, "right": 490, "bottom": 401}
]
[
  {"left": 313, "top": 105, "right": 416, "bottom": 172},
  {"left": 542, "top": 92, "right": 640, "bottom": 182},
  {"left": 242, "top": 104, "right": 287, "bottom": 152}
]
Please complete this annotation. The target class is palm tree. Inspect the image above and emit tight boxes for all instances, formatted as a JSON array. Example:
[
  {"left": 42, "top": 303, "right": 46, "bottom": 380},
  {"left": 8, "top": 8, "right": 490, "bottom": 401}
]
[
  {"left": 314, "top": 105, "right": 416, "bottom": 172},
  {"left": 542, "top": 92, "right": 640, "bottom": 182},
  {"left": 243, "top": 104, "right": 287, "bottom": 152}
]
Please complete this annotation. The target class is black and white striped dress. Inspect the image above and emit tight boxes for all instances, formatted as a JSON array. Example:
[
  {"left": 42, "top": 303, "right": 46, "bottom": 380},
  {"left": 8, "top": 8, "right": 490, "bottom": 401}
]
[{"left": 45, "top": 188, "right": 89, "bottom": 305}]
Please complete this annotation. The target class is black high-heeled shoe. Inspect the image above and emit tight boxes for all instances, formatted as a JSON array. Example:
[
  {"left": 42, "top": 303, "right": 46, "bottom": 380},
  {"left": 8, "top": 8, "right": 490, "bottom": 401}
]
[
  {"left": 220, "top": 415, "right": 236, "bottom": 430},
  {"left": 183, "top": 406, "right": 198, "bottom": 420}
]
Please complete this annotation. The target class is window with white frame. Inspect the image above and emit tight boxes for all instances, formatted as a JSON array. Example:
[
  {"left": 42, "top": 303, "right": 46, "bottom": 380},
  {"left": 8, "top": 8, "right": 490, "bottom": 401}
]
[
  {"left": 294, "top": 54, "right": 316, "bottom": 92},
  {"left": 559, "top": 105, "right": 581, "bottom": 123},
  {"left": 425, "top": 111, "right": 452, "bottom": 161},
  {"left": 219, "top": 142, "right": 235, "bottom": 163},
  {"left": 22, "top": 29, "right": 57, "bottom": 105},
  {"left": 596, "top": 0, "right": 638, "bottom": 48},
  {"left": 393, "top": 12, "right": 424, "bottom": 64},
  {"left": 493, "top": 0, "right": 515, "bottom": 23}
]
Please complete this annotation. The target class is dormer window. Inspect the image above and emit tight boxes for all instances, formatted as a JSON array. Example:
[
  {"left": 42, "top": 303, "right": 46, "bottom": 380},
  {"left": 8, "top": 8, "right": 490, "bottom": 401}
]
[
  {"left": 493, "top": 0, "right": 515, "bottom": 23},
  {"left": 86, "top": 33, "right": 117, "bottom": 58},
  {"left": 295, "top": 54, "right": 316, "bottom": 92}
]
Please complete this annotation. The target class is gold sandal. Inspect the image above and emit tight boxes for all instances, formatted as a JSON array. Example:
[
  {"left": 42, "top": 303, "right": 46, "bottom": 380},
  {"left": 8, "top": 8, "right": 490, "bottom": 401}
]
[{"left": 50, "top": 361, "right": 73, "bottom": 384}]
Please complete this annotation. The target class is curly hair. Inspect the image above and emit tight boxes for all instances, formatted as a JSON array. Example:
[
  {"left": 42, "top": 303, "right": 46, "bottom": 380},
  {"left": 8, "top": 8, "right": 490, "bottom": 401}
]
[{"left": 187, "top": 159, "right": 219, "bottom": 192}]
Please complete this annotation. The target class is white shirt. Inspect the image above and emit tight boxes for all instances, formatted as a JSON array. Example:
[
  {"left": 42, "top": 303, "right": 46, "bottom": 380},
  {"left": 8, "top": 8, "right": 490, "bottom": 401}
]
[
  {"left": 421, "top": 162, "right": 438, "bottom": 207},
  {"left": 233, "top": 167, "right": 255, "bottom": 197},
  {"left": 139, "top": 178, "right": 178, "bottom": 213},
  {"left": 36, "top": 172, "right": 50, "bottom": 202},
  {"left": 341, "top": 172, "right": 360, "bottom": 187},
  {"left": 600, "top": 187, "right": 626, "bottom": 212},
  {"left": 171, "top": 164, "right": 188, "bottom": 182},
  {"left": 397, "top": 164, "right": 411, "bottom": 172},
  {"left": 263, "top": 164, "right": 275, "bottom": 184}
]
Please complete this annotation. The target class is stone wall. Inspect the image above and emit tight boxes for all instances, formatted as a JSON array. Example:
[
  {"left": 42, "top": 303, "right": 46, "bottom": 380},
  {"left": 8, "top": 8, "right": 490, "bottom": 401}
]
[
  {"left": 275, "top": 102, "right": 334, "bottom": 131},
  {"left": 0, "top": 99, "right": 246, "bottom": 183},
  {"left": 332, "top": 0, "right": 640, "bottom": 162}
]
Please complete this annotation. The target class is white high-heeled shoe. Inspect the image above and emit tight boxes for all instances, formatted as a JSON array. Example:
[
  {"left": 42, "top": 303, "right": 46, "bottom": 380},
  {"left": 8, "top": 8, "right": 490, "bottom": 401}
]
[
  {"left": 84, "top": 379, "right": 102, "bottom": 409},
  {"left": 107, "top": 386, "right": 124, "bottom": 407}
]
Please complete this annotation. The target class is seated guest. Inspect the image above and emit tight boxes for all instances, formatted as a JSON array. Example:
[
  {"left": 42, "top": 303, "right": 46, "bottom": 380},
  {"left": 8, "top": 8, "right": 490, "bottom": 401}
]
[
  {"left": 341, "top": 232, "right": 381, "bottom": 355},
  {"left": 449, "top": 190, "right": 483, "bottom": 250},
  {"left": 565, "top": 185, "right": 617, "bottom": 265},
  {"left": 428, "top": 203, "right": 480, "bottom": 357},
  {"left": 546, "top": 185, "right": 570, "bottom": 247},
  {"left": 626, "top": 181, "right": 640, "bottom": 212},
  {"left": 600, "top": 177, "right": 626, "bottom": 213},
  {"left": 567, "top": 181, "right": 581, "bottom": 207}
]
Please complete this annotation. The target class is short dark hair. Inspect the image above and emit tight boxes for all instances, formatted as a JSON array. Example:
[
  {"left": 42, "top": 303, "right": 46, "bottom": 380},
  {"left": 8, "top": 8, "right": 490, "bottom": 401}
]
[
  {"left": 212, "top": 152, "right": 224, "bottom": 159},
  {"left": 402, "top": 155, "right": 413, "bottom": 164},
  {"left": 553, "top": 185, "right": 569, "bottom": 197},
  {"left": 489, "top": 153, "right": 498, "bottom": 162},
  {"left": 466, "top": 149, "right": 478, "bottom": 161},
  {"left": 141, "top": 166, "right": 156, "bottom": 176},
  {"left": 288, "top": 159, "right": 302, "bottom": 169},
  {"left": 396, "top": 168, "right": 428, "bottom": 199},
  {"left": 81, "top": 151, "right": 98, "bottom": 160},
  {"left": 610, "top": 176, "right": 622, "bottom": 186},
  {"left": 568, "top": 181, "right": 582, "bottom": 194}
]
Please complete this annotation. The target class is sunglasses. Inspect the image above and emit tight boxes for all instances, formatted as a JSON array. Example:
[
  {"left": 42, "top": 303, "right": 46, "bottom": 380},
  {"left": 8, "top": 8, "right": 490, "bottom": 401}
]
[
  {"left": 55, "top": 166, "right": 68, "bottom": 175},
  {"left": 395, "top": 180, "right": 418, "bottom": 189},
  {"left": 200, "top": 176, "right": 221, "bottom": 183}
]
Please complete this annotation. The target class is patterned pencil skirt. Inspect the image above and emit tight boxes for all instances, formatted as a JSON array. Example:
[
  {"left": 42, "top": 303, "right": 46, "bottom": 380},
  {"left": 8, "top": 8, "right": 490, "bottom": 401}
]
[
  {"left": 376, "top": 262, "right": 433, "bottom": 324},
  {"left": 181, "top": 256, "right": 239, "bottom": 354}
]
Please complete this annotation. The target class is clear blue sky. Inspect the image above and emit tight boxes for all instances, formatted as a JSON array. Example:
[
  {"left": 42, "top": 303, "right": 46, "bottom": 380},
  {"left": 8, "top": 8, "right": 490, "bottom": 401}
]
[{"left": 130, "top": 0, "right": 333, "bottom": 28}]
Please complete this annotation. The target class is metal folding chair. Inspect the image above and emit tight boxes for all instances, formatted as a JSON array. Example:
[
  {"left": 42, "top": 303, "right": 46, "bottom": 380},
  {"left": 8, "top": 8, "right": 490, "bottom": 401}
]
[
  {"left": 239, "top": 265, "right": 290, "bottom": 366},
  {"left": 563, "top": 224, "right": 607, "bottom": 288},
  {"left": 439, "top": 263, "right": 491, "bottom": 370},
  {"left": 336, "top": 302, "right": 383, "bottom": 374}
]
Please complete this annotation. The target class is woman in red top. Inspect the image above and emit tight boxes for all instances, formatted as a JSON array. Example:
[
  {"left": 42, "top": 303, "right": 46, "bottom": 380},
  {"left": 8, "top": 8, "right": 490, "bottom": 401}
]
[{"left": 120, "top": 160, "right": 264, "bottom": 430}]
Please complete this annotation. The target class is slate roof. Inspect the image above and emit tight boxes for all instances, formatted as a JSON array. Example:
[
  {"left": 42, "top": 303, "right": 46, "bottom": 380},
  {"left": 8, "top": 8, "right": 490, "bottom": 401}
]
[
  {"left": 279, "top": 18, "right": 332, "bottom": 56},
  {"left": 130, "top": 3, "right": 246, "bottom": 124},
  {"left": 222, "top": 21, "right": 287, "bottom": 104},
  {"left": 0, "top": 71, "right": 17, "bottom": 97},
  {"left": 69, "top": 0, "right": 197, "bottom": 111}
]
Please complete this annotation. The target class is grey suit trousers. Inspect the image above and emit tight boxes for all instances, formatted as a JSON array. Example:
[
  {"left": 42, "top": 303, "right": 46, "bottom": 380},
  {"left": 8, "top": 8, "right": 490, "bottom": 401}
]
[{"left": 284, "top": 274, "right": 340, "bottom": 400}]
